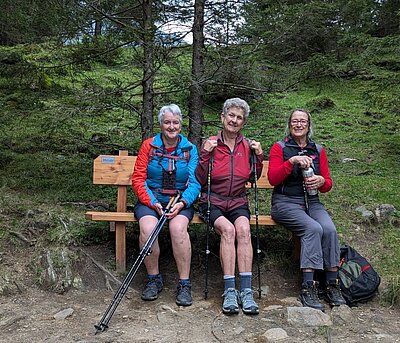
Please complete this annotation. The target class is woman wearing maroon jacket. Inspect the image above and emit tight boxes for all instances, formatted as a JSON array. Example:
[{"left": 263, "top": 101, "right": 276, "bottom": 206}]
[
  {"left": 195, "top": 98, "right": 263, "bottom": 315},
  {"left": 268, "top": 109, "right": 346, "bottom": 311}
]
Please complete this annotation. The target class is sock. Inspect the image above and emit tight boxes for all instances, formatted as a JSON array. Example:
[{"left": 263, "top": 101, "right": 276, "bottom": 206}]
[
  {"left": 326, "top": 271, "right": 338, "bottom": 283},
  {"left": 179, "top": 279, "right": 191, "bottom": 285},
  {"left": 239, "top": 272, "right": 252, "bottom": 291},
  {"left": 223, "top": 275, "right": 236, "bottom": 291},
  {"left": 148, "top": 274, "right": 163, "bottom": 282},
  {"left": 302, "top": 271, "right": 314, "bottom": 284}
]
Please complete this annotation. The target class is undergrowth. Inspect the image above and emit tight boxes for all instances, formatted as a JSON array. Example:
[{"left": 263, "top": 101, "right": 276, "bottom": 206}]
[{"left": 0, "top": 43, "right": 399, "bottom": 306}]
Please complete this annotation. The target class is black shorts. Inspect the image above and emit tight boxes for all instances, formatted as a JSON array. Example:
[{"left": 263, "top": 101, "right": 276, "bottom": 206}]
[
  {"left": 198, "top": 203, "right": 250, "bottom": 226},
  {"left": 133, "top": 201, "right": 195, "bottom": 221}
]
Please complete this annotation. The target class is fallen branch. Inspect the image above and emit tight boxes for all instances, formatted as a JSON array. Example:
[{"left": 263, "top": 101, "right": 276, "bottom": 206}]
[
  {"left": 9, "top": 231, "right": 31, "bottom": 245},
  {"left": 79, "top": 248, "right": 122, "bottom": 287}
]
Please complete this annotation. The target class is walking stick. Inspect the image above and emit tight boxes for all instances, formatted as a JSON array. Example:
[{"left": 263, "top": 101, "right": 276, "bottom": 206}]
[
  {"left": 204, "top": 155, "right": 213, "bottom": 300},
  {"left": 251, "top": 151, "right": 262, "bottom": 299},
  {"left": 94, "top": 195, "right": 180, "bottom": 334}
]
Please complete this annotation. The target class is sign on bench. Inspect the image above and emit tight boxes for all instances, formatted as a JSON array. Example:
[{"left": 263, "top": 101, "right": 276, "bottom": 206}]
[{"left": 86, "top": 150, "right": 282, "bottom": 271}]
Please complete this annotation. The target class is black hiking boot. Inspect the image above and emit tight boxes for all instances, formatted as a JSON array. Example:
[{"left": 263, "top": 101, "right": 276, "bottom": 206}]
[
  {"left": 141, "top": 275, "right": 163, "bottom": 301},
  {"left": 176, "top": 282, "right": 192, "bottom": 306},
  {"left": 325, "top": 279, "right": 347, "bottom": 306},
  {"left": 298, "top": 281, "right": 325, "bottom": 311}
]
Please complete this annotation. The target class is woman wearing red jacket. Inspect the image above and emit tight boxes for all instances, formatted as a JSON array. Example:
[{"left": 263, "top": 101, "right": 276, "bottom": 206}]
[
  {"left": 195, "top": 98, "right": 263, "bottom": 315},
  {"left": 268, "top": 109, "right": 346, "bottom": 311}
]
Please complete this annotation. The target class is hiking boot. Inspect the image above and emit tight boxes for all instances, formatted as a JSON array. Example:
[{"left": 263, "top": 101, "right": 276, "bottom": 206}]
[
  {"left": 325, "top": 279, "right": 347, "bottom": 306},
  {"left": 298, "top": 281, "right": 325, "bottom": 311},
  {"left": 222, "top": 288, "right": 239, "bottom": 314},
  {"left": 141, "top": 275, "right": 163, "bottom": 301},
  {"left": 176, "top": 282, "right": 193, "bottom": 306},
  {"left": 239, "top": 288, "right": 259, "bottom": 315}
]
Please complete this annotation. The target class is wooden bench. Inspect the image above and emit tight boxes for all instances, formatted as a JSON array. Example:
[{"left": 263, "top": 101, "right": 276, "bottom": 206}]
[{"left": 85, "top": 150, "right": 292, "bottom": 272}]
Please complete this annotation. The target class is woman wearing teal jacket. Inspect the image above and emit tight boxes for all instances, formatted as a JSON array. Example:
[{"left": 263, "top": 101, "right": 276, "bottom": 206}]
[{"left": 132, "top": 104, "right": 200, "bottom": 307}]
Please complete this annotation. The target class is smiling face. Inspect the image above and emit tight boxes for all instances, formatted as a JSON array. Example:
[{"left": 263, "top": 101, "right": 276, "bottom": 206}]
[
  {"left": 221, "top": 106, "right": 246, "bottom": 136},
  {"left": 161, "top": 111, "right": 181, "bottom": 143},
  {"left": 289, "top": 110, "right": 310, "bottom": 142}
]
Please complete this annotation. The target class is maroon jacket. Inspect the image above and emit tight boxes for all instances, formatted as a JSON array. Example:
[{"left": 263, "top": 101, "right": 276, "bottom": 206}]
[{"left": 195, "top": 131, "right": 263, "bottom": 212}]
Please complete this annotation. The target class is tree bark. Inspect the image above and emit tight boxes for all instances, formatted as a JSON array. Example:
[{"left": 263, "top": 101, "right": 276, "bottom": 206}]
[
  {"left": 188, "top": 0, "right": 205, "bottom": 149},
  {"left": 141, "top": 0, "right": 155, "bottom": 140}
]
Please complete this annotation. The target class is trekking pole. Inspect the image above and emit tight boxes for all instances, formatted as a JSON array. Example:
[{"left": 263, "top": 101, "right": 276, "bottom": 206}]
[
  {"left": 251, "top": 151, "right": 262, "bottom": 299},
  {"left": 204, "top": 155, "right": 213, "bottom": 300},
  {"left": 302, "top": 181, "right": 310, "bottom": 215},
  {"left": 94, "top": 195, "right": 180, "bottom": 334}
]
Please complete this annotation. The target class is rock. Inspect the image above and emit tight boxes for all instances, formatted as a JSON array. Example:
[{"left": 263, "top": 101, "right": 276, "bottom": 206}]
[
  {"left": 35, "top": 247, "right": 83, "bottom": 294},
  {"left": 280, "top": 297, "right": 302, "bottom": 306},
  {"left": 233, "top": 326, "right": 245, "bottom": 335},
  {"left": 342, "top": 158, "right": 358, "bottom": 163},
  {"left": 355, "top": 206, "right": 374, "bottom": 220},
  {"left": 287, "top": 306, "right": 333, "bottom": 327},
  {"left": 374, "top": 204, "right": 396, "bottom": 223},
  {"left": 264, "top": 305, "right": 284, "bottom": 311},
  {"left": 330, "top": 304, "right": 353, "bottom": 325},
  {"left": 261, "top": 285, "right": 270, "bottom": 297},
  {"left": 261, "top": 328, "right": 289, "bottom": 342},
  {"left": 53, "top": 308, "right": 74, "bottom": 320}
]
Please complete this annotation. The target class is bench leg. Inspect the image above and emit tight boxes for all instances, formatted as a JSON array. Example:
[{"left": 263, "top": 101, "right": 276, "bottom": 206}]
[
  {"left": 292, "top": 235, "right": 301, "bottom": 261},
  {"left": 115, "top": 222, "right": 126, "bottom": 272}
]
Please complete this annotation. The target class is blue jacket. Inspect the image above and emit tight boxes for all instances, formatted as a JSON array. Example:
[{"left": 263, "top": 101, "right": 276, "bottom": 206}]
[{"left": 132, "top": 133, "right": 201, "bottom": 208}]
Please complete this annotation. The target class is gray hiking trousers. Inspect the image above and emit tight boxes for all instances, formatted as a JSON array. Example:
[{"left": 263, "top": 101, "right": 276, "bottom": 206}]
[{"left": 271, "top": 194, "right": 340, "bottom": 270}]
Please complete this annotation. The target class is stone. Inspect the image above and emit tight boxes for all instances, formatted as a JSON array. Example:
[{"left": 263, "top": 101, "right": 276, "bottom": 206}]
[{"left": 287, "top": 306, "right": 333, "bottom": 327}]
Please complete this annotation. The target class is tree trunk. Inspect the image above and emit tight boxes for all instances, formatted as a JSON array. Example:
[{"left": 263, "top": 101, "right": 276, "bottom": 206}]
[
  {"left": 141, "top": 0, "right": 155, "bottom": 140},
  {"left": 188, "top": 0, "right": 205, "bottom": 149}
]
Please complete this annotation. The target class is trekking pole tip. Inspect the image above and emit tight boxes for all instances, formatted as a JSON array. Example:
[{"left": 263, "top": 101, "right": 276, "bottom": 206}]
[{"left": 94, "top": 323, "right": 108, "bottom": 335}]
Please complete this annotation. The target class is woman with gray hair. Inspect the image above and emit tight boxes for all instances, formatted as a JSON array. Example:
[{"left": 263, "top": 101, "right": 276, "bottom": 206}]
[
  {"left": 268, "top": 109, "right": 346, "bottom": 311},
  {"left": 132, "top": 104, "right": 200, "bottom": 307},
  {"left": 195, "top": 98, "right": 263, "bottom": 315}
]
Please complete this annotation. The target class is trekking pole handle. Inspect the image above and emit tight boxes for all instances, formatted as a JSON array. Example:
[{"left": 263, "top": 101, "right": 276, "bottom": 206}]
[{"left": 165, "top": 194, "right": 180, "bottom": 211}]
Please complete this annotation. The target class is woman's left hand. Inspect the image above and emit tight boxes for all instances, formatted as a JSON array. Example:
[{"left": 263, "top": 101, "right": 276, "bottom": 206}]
[
  {"left": 304, "top": 175, "right": 325, "bottom": 190},
  {"left": 249, "top": 140, "right": 263, "bottom": 156},
  {"left": 166, "top": 201, "right": 185, "bottom": 219}
]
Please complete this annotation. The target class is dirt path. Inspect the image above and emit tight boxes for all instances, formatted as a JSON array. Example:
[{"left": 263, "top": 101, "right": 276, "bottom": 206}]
[{"left": 1, "top": 245, "right": 399, "bottom": 343}]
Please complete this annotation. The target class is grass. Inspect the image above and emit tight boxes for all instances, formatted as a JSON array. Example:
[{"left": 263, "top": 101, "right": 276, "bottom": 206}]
[{"left": 0, "top": 43, "right": 399, "bottom": 305}]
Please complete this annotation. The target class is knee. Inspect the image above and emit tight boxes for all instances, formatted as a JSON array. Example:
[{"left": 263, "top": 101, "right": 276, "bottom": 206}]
[
  {"left": 236, "top": 225, "right": 251, "bottom": 243},
  {"left": 219, "top": 225, "right": 236, "bottom": 243},
  {"left": 322, "top": 223, "right": 338, "bottom": 239},
  {"left": 169, "top": 224, "right": 189, "bottom": 242},
  {"left": 305, "top": 223, "right": 323, "bottom": 238}
]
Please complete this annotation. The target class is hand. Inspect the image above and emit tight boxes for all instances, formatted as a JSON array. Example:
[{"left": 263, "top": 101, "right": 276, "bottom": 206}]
[
  {"left": 289, "top": 155, "right": 313, "bottom": 169},
  {"left": 203, "top": 139, "right": 217, "bottom": 152},
  {"left": 249, "top": 140, "right": 263, "bottom": 155},
  {"left": 154, "top": 202, "right": 163, "bottom": 216},
  {"left": 304, "top": 175, "right": 325, "bottom": 190},
  {"left": 166, "top": 201, "right": 185, "bottom": 219}
]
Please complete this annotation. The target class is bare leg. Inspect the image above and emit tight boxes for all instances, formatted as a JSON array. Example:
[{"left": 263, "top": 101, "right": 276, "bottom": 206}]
[
  {"left": 234, "top": 216, "right": 253, "bottom": 273},
  {"left": 214, "top": 216, "right": 237, "bottom": 275},
  {"left": 169, "top": 215, "right": 191, "bottom": 279},
  {"left": 139, "top": 216, "right": 160, "bottom": 275}
]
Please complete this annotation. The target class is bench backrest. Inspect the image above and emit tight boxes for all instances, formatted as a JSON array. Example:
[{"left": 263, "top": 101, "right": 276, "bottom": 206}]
[{"left": 92, "top": 151, "right": 272, "bottom": 189}]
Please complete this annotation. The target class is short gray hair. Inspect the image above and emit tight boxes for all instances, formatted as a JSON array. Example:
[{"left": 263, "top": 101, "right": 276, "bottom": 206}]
[
  {"left": 285, "top": 108, "right": 314, "bottom": 139},
  {"left": 222, "top": 98, "right": 250, "bottom": 120},
  {"left": 158, "top": 104, "right": 183, "bottom": 125}
]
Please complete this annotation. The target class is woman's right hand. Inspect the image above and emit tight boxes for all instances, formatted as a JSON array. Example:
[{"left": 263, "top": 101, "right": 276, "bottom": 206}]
[
  {"left": 289, "top": 155, "right": 313, "bottom": 169},
  {"left": 203, "top": 139, "right": 217, "bottom": 152},
  {"left": 154, "top": 202, "right": 163, "bottom": 216}
]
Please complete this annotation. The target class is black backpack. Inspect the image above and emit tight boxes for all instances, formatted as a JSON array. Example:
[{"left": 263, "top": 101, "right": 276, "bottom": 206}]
[{"left": 339, "top": 244, "right": 381, "bottom": 306}]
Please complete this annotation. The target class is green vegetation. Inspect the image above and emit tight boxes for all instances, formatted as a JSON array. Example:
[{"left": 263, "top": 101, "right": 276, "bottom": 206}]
[{"left": 0, "top": 38, "right": 399, "bottom": 305}]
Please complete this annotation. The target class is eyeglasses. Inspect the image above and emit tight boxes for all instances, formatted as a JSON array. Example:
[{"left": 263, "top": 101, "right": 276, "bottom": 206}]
[{"left": 290, "top": 119, "right": 308, "bottom": 126}]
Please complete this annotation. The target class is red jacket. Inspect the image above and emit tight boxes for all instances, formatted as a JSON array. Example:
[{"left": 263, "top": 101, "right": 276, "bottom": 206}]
[
  {"left": 195, "top": 131, "right": 263, "bottom": 211},
  {"left": 268, "top": 140, "right": 332, "bottom": 194}
]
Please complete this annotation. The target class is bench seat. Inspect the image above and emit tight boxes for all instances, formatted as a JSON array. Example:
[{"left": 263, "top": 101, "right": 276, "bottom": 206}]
[{"left": 85, "top": 211, "right": 277, "bottom": 226}]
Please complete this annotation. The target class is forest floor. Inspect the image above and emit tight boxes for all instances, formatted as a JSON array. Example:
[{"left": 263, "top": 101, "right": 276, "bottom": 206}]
[{"left": 1, "top": 239, "right": 400, "bottom": 343}]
